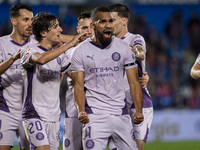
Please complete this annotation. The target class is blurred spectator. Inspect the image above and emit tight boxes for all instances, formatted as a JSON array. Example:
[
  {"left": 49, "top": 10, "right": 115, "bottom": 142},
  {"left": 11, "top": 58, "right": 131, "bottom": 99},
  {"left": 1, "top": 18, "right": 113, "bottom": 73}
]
[
  {"left": 0, "top": 3, "right": 200, "bottom": 111},
  {"left": 187, "top": 11, "right": 200, "bottom": 56}
]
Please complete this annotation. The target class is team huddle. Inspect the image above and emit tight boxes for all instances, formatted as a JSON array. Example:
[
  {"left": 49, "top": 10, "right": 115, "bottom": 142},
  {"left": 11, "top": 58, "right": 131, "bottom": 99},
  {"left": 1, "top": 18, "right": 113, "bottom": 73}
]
[{"left": 0, "top": 3, "right": 155, "bottom": 150}]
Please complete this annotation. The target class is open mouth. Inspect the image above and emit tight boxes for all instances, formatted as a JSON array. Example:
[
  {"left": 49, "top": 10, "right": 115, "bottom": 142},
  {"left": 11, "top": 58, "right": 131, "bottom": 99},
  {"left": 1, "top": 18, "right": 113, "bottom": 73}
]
[
  {"left": 103, "top": 30, "right": 112, "bottom": 38},
  {"left": 26, "top": 28, "right": 32, "bottom": 33}
]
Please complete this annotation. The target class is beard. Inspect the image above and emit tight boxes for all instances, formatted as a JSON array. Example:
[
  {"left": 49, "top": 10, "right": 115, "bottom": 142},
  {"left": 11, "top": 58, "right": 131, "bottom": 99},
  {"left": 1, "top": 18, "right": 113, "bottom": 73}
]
[{"left": 96, "top": 29, "right": 112, "bottom": 47}]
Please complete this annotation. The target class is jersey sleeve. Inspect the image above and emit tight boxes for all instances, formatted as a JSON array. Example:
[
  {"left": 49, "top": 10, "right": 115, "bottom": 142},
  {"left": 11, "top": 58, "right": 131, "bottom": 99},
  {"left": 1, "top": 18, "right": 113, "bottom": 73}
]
[
  {"left": 65, "top": 47, "right": 76, "bottom": 60},
  {"left": 20, "top": 45, "right": 37, "bottom": 68},
  {"left": 124, "top": 46, "right": 138, "bottom": 70},
  {"left": 60, "top": 53, "right": 71, "bottom": 74},
  {"left": 70, "top": 47, "right": 84, "bottom": 73},
  {"left": 131, "top": 34, "right": 146, "bottom": 53}
]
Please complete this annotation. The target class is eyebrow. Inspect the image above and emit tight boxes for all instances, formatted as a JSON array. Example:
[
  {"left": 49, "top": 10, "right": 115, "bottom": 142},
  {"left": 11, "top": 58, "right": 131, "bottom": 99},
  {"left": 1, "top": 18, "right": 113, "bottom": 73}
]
[{"left": 49, "top": 22, "right": 59, "bottom": 30}]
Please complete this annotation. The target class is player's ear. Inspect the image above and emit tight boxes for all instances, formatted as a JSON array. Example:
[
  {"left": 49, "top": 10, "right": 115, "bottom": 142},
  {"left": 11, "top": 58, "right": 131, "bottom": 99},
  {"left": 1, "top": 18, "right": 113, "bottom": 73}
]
[
  {"left": 11, "top": 18, "right": 17, "bottom": 26},
  {"left": 77, "top": 26, "right": 80, "bottom": 34},
  {"left": 40, "top": 31, "right": 47, "bottom": 38},
  {"left": 90, "top": 22, "right": 95, "bottom": 30},
  {"left": 122, "top": 17, "right": 128, "bottom": 26}
]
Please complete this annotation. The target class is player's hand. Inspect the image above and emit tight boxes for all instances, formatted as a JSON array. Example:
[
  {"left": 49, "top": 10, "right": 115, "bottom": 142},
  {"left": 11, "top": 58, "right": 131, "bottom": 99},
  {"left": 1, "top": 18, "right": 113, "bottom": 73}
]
[
  {"left": 139, "top": 71, "right": 149, "bottom": 88},
  {"left": 12, "top": 49, "right": 21, "bottom": 60},
  {"left": 79, "top": 31, "right": 92, "bottom": 43},
  {"left": 78, "top": 111, "right": 90, "bottom": 124},
  {"left": 68, "top": 32, "right": 87, "bottom": 47},
  {"left": 133, "top": 112, "right": 144, "bottom": 124},
  {"left": 130, "top": 44, "right": 139, "bottom": 56}
]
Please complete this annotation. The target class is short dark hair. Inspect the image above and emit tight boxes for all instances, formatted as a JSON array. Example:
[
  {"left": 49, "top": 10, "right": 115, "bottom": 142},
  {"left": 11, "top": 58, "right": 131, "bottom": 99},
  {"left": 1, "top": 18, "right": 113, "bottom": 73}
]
[
  {"left": 109, "top": 4, "right": 130, "bottom": 21},
  {"left": 78, "top": 11, "right": 91, "bottom": 21},
  {"left": 91, "top": 6, "right": 110, "bottom": 23},
  {"left": 9, "top": 3, "right": 33, "bottom": 19},
  {"left": 31, "top": 12, "right": 57, "bottom": 42}
]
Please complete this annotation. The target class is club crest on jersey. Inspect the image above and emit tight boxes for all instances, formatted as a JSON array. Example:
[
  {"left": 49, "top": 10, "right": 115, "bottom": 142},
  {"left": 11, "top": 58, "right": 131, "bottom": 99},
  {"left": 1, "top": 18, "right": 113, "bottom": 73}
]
[
  {"left": 64, "top": 138, "right": 70, "bottom": 147},
  {"left": 86, "top": 139, "right": 95, "bottom": 149},
  {"left": 112, "top": 52, "right": 121, "bottom": 61},
  {"left": 36, "top": 132, "right": 44, "bottom": 140},
  {"left": 57, "top": 57, "right": 61, "bottom": 65}
]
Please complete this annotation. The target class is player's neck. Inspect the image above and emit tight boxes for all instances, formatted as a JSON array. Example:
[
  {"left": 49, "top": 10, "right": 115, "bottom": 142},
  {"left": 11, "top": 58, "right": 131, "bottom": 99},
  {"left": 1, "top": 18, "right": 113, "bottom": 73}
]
[
  {"left": 10, "top": 31, "right": 28, "bottom": 45},
  {"left": 38, "top": 40, "right": 53, "bottom": 51},
  {"left": 115, "top": 28, "right": 128, "bottom": 39},
  {"left": 91, "top": 36, "right": 102, "bottom": 47}
]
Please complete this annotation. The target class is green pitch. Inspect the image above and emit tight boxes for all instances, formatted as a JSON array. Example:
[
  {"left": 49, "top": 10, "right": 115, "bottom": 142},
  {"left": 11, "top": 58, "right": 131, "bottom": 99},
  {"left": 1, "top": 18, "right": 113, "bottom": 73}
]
[
  {"left": 144, "top": 141, "right": 200, "bottom": 150},
  {"left": 11, "top": 141, "right": 200, "bottom": 150}
]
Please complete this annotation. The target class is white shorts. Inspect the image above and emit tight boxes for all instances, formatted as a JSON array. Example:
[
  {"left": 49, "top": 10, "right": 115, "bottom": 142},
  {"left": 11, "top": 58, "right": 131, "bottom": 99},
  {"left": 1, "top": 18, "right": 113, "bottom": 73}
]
[
  {"left": 130, "top": 107, "right": 153, "bottom": 142},
  {"left": 0, "top": 110, "right": 29, "bottom": 149},
  {"left": 23, "top": 118, "right": 60, "bottom": 149},
  {"left": 63, "top": 117, "right": 83, "bottom": 150},
  {"left": 82, "top": 114, "right": 138, "bottom": 150}
]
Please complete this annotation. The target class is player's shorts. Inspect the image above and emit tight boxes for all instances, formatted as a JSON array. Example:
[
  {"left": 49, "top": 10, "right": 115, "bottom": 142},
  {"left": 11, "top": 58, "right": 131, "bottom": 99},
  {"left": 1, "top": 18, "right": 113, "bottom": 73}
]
[
  {"left": 63, "top": 117, "right": 83, "bottom": 150},
  {"left": 82, "top": 114, "right": 138, "bottom": 150},
  {"left": 130, "top": 107, "right": 153, "bottom": 142},
  {"left": 23, "top": 118, "right": 60, "bottom": 149},
  {"left": 0, "top": 110, "right": 29, "bottom": 149}
]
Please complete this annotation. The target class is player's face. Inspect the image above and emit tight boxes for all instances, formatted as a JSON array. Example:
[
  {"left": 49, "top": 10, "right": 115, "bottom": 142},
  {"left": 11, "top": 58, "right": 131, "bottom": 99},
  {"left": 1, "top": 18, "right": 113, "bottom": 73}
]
[
  {"left": 13, "top": 9, "right": 33, "bottom": 37},
  {"left": 77, "top": 18, "right": 94, "bottom": 41},
  {"left": 94, "top": 12, "right": 114, "bottom": 45},
  {"left": 111, "top": 12, "right": 123, "bottom": 36},
  {"left": 46, "top": 19, "right": 63, "bottom": 45}
]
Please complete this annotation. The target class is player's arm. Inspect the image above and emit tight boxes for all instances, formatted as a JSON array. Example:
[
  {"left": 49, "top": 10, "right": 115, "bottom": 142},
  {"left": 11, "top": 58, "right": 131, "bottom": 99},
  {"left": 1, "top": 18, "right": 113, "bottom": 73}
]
[
  {"left": 190, "top": 61, "right": 200, "bottom": 80},
  {"left": 30, "top": 33, "right": 85, "bottom": 65},
  {"left": 66, "top": 70, "right": 72, "bottom": 78},
  {"left": 71, "top": 71, "right": 89, "bottom": 124},
  {"left": 126, "top": 67, "right": 144, "bottom": 124},
  {"left": 130, "top": 45, "right": 145, "bottom": 61},
  {"left": 0, "top": 49, "right": 20, "bottom": 75},
  {"left": 139, "top": 71, "right": 149, "bottom": 88},
  {"left": 60, "top": 34, "right": 75, "bottom": 43}
]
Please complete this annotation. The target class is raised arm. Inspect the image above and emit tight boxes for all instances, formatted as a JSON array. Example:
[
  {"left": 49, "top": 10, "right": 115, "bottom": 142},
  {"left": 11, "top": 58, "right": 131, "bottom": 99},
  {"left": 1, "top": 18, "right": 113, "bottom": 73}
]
[
  {"left": 60, "top": 34, "right": 75, "bottom": 43},
  {"left": 71, "top": 71, "right": 89, "bottom": 124},
  {"left": 126, "top": 67, "right": 144, "bottom": 124},
  {"left": 30, "top": 33, "right": 85, "bottom": 65},
  {"left": 0, "top": 49, "right": 20, "bottom": 75},
  {"left": 190, "top": 61, "right": 200, "bottom": 80}
]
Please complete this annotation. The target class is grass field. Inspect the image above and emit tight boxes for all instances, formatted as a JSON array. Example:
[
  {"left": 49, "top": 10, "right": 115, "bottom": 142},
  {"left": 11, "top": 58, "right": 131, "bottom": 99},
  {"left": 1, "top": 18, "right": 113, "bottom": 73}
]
[
  {"left": 144, "top": 141, "right": 200, "bottom": 150},
  {"left": 11, "top": 140, "right": 200, "bottom": 150}
]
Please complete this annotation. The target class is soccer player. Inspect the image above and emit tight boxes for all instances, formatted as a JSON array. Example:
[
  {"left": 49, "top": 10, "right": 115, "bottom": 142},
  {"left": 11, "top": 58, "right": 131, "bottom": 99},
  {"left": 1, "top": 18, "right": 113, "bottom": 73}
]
[
  {"left": 71, "top": 6, "right": 143, "bottom": 150},
  {"left": 63, "top": 11, "right": 94, "bottom": 150},
  {"left": 20, "top": 12, "right": 85, "bottom": 150},
  {"left": 190, "top": 54, "right": 200, "bottom": 80},
  {"left": 109, "top": 4, "right": 153, "bottom": 150},
  {"left": 0, "top": 3, "right": 35, "bottom": 150}
]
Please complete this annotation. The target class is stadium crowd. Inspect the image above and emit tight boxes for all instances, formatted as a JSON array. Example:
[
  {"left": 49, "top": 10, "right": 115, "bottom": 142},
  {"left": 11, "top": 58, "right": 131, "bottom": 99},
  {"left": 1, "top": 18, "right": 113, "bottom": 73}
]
[{"left": 0, "top": 5, "right": 199, "bottom": 110}]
